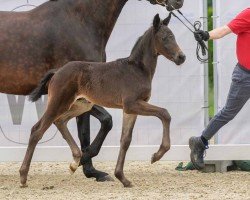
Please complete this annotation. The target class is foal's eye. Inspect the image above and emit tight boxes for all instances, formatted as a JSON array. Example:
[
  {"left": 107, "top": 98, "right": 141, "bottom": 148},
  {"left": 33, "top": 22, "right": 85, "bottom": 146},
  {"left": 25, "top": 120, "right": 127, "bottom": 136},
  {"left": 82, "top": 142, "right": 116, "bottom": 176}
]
[{"left": 162, "top": 37, "right": 168, "bottom": 41}]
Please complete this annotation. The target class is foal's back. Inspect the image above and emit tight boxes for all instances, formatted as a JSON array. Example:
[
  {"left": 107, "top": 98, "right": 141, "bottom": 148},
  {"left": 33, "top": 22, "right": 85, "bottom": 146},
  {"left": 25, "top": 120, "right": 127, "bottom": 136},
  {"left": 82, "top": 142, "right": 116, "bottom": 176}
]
[{"left": 51, "top": 59, "right": 151, "bottom": 109}]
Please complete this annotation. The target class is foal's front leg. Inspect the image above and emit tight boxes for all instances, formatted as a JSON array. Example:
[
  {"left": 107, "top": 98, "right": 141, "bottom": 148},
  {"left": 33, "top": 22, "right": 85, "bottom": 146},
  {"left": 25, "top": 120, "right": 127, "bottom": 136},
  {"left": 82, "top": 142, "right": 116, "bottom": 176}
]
[
  {"left": 115, "top": 112, "right": 137, "bottom": 187},
  {"left": 124, "top": 100, "right": 171, "bottom": 163}
]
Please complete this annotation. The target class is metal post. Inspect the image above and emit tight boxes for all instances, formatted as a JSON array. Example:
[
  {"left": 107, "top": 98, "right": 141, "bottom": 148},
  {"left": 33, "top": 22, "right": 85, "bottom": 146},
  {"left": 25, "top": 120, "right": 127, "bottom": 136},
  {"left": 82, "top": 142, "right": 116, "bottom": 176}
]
[
  {"left": 203, "top": 0, "right": 209, "bottom": 128},
  {"left": 212, "top": 0, "right": 219, "bottom": 144}
]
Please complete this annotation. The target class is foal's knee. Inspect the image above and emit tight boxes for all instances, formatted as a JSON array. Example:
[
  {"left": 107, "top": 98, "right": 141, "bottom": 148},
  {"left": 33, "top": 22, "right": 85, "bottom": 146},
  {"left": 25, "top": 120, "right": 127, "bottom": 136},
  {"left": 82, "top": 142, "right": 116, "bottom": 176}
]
[
  {"left": 100, "top": 114, "right": 113, "bottom": 132},
  {"left": 159, "top": 108, "right": 171, "bottom": 122}
]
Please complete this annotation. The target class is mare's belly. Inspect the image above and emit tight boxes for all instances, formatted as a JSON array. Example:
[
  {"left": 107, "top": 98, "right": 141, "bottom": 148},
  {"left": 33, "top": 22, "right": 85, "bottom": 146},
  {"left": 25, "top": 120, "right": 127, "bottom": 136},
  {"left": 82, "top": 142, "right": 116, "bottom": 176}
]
[{"left": 0, "top": 69, "right": 40, "bottom": 95}]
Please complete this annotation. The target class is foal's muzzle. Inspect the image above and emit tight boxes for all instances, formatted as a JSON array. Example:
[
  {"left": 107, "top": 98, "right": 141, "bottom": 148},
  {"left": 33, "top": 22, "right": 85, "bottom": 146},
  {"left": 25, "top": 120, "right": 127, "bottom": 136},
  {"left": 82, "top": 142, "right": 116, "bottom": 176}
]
[{"left": 174, "top": 52, "right": 186, "bottom": 65}]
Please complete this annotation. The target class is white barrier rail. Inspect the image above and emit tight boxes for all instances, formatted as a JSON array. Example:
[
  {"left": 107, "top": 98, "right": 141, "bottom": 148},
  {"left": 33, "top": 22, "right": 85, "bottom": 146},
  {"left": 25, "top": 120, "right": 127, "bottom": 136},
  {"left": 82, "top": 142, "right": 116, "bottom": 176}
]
[{"left": 1, "top": 145, "right": 250, "bottom": 162}]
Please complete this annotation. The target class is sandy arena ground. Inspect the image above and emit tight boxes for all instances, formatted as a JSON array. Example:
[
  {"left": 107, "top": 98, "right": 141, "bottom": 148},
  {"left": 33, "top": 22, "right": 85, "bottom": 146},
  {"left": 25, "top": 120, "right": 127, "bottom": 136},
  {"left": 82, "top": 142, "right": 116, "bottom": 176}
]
[{"left": 0, "top": 161, "right": 249, "bottom": 200}]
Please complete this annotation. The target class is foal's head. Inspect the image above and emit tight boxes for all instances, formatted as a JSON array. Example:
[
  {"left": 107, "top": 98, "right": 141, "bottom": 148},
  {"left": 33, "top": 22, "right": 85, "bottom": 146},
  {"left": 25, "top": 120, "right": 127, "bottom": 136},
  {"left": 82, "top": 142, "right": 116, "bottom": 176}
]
[{"left": 153, "top": 14, "right": 186, "bottom": 65}]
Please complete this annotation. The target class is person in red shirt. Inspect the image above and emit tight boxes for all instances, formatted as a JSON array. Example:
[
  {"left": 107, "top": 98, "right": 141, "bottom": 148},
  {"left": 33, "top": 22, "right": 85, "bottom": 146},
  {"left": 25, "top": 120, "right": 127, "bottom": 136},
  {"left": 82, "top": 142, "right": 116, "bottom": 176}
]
[{"left": 189, "top": 8, "right": 250, "bottom": 170}]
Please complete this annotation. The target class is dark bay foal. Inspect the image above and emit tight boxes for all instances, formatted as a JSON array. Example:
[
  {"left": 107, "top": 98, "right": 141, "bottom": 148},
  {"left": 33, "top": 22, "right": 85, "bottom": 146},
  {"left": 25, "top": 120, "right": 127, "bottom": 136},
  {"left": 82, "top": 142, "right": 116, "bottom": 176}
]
[{"left": 23, "top": 14, "right": 186, "bottom": 188}]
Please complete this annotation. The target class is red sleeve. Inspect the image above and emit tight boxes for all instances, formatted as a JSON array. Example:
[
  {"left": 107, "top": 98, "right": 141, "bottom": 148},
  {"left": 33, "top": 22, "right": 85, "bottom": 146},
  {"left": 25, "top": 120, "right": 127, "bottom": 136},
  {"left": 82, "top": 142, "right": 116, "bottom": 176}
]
[{"left": 228, "top": 8, "right": 250, "bottom": 34}]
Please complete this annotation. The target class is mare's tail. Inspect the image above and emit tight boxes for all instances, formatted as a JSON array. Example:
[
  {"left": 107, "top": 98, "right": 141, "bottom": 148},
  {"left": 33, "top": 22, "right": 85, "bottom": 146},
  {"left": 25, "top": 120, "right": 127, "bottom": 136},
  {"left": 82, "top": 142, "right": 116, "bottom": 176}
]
[{"left": 29, "top": 69, "right": 57, "bottom": 102}]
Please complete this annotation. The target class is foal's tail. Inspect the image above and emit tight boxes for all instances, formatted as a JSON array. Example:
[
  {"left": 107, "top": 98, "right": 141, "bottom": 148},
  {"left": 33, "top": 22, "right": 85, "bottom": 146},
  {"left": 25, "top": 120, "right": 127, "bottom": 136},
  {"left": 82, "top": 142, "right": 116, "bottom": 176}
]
[{"left": 29, "top": 69, "right": 57, "bottom": 102}]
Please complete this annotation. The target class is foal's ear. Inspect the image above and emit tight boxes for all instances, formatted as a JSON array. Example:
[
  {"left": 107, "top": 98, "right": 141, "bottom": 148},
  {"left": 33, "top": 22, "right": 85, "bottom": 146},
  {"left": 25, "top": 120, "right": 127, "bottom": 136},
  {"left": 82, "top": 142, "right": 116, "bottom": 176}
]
[
  {"left": 163, "top": 13, "right": 171, "bottom": 26},
  {"left": 153, "top": 14, "right": 161, "bottom": 32}
]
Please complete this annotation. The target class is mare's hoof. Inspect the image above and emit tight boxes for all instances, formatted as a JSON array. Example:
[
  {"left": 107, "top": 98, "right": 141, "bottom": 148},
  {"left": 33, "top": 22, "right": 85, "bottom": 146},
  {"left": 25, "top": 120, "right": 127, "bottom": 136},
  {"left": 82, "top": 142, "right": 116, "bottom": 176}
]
[
  {"left": 97, "top": 175, "right": 114, "bottom": 182},
  {"left": 83, "top": 166, "right": 113, "bottom": 182}
]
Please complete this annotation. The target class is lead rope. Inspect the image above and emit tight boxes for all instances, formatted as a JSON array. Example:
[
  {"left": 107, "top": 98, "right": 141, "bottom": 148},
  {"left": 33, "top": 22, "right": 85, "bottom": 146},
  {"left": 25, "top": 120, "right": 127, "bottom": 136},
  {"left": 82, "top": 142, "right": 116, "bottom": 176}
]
[
  {"left": 142, "top": 0, "right": 209, "bottom": 62},
  {"left": 166, "top": 8, "right": 209, "bottom": 63},
  {"left": 174, "top": 10, "right": 209, "bottom": 63}
]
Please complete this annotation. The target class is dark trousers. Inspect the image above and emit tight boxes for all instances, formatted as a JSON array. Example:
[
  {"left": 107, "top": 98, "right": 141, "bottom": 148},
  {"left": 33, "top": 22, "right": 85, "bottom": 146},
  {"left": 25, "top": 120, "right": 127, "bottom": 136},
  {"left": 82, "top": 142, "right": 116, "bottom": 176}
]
[{"left": 202, "top": 63, "right": 250, "bottom": 140}]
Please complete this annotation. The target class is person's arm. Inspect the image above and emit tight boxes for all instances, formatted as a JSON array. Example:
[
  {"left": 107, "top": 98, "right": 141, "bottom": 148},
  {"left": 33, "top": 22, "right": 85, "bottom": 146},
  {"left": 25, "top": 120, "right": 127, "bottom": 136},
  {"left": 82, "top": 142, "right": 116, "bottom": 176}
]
[
  {"left": 208, "top": 25, "right": 232, "bottom": 40},
  {"left": 194, "top": 25, "right": 232, "bottom": 41},
  {"left": 195, "top": 8, "right": 250, "bottom": 41}
]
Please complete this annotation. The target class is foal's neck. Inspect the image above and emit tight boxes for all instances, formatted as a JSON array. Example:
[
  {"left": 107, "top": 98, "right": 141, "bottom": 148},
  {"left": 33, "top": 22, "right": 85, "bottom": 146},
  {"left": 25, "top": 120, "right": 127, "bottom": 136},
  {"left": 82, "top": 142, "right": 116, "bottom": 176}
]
[{"left": 129, "top": 29, "right": 158, "bottom": 80}]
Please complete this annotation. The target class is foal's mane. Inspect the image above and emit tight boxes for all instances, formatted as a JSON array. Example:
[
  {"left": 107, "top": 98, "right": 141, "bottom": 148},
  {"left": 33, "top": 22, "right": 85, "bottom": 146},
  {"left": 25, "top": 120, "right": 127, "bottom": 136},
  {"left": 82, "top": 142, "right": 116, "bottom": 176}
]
[{"left": 129, "top": 28, "right": 154, "bottom": 62}]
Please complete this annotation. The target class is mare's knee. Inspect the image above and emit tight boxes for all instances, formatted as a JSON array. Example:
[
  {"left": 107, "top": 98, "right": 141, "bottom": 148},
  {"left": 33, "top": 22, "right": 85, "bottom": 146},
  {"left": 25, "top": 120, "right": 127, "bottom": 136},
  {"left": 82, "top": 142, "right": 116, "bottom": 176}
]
[{"left": 101, "top": 114, "right": 113, "bottom": 131}]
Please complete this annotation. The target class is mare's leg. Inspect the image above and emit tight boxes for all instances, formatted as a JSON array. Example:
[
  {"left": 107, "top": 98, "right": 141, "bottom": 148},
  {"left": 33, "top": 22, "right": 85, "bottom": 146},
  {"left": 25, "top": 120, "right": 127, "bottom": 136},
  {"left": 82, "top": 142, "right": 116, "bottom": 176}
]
[
  {"left": 124, "top": 100, "right": 171, "bottom": 164},
  {"left": 80, "top": 105, "right": 113, "bottom": 181},
  {"left": 114, "top": 113, "right": 137, "bottom": 187},
  {"left": 77, "top": 106, "right": 113, "bottom": 182}
]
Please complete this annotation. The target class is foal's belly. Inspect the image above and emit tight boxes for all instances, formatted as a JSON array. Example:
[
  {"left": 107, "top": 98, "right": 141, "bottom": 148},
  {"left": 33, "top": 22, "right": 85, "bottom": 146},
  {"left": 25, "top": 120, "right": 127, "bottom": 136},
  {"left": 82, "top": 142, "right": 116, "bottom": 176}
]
[{"left": 84, "top": 94, "right": 123, "bottom": 110}]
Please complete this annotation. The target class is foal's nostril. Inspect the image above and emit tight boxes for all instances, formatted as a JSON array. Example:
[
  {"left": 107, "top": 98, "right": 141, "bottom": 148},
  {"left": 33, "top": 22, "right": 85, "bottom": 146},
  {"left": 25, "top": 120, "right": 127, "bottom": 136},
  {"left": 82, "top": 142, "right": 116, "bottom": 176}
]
[{"left": 178, "top": 53, "right": 186, "bottom": 63}]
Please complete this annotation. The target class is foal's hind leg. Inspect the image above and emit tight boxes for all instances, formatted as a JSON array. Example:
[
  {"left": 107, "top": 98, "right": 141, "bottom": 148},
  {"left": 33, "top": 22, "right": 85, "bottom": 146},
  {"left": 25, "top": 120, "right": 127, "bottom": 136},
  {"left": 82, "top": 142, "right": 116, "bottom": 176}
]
[
  {"left": 114, "top": 112, "right": 137, "bottom": 187},
  {"left": 19, "top": 113, "right": 56, "bottom": 187},
  {"left": 19, "top": 95, "right": 76, "bottom": 187},
  {"left": 54, "top": 121, "right": 82, "bottom": 174},
  {"left": 55, "top": 100, "right": 93, "bottom": 174},
  {"left": 124, "top": 100, "right": 171, "bottom": 164}
]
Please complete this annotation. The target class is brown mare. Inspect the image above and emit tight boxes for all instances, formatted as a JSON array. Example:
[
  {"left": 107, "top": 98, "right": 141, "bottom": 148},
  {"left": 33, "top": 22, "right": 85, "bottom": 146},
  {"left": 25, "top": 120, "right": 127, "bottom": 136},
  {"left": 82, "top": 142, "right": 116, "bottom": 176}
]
[
  {"left": 24, "top": 14, "right": 186, "bottom": 188},
  {"left": 0, "top": 0, "right": 184, "bottom": 181}
]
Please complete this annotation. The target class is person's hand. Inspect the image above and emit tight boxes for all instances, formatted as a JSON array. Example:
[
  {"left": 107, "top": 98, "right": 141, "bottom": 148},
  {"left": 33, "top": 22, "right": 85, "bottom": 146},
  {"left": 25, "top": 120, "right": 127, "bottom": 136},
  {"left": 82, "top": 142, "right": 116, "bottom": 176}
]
[{"left": 194, "top": 30, "right": 210, "bottom": 41}]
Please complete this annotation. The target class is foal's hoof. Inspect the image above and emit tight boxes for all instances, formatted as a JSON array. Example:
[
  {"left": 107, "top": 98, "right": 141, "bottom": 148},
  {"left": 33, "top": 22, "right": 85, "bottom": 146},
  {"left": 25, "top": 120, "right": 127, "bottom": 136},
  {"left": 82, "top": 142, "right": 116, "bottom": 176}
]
[
  {"left": 69, "top": 163, "right": 78, "bottom": 175},
  {"left": 123, "top": 181, "right": 133, "bottom": 188},
  {"left": 20, "top": 183, "right": 28, "bottom": 188},
  {"left": 97, "top": 175, "right": 114, "bottom": 182},
  {"left": 151, "top": 153, "right": 160, "bottom": 164},
  {"left": 69, "top": 168, "right": 76, "bottom": 175}
]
